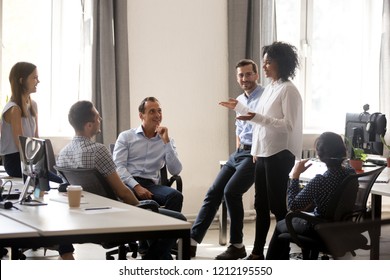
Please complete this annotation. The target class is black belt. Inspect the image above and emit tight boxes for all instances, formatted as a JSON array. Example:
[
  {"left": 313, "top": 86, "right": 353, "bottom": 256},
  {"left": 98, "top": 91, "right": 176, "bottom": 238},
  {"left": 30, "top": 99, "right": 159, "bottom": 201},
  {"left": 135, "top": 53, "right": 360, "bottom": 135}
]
[{"left": 238, "top": 144, "right": 252, "bottom": 151}]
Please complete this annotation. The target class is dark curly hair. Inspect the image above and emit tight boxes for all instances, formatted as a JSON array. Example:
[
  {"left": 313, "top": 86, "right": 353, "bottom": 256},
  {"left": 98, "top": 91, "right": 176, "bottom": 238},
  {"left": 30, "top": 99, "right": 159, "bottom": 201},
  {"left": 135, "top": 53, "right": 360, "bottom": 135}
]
[
  {"left": 315, "top": 132, "right": 347, "bottom": 168},
  {"left": 262, "top": 42, "right": 299, "bottom": 82}
]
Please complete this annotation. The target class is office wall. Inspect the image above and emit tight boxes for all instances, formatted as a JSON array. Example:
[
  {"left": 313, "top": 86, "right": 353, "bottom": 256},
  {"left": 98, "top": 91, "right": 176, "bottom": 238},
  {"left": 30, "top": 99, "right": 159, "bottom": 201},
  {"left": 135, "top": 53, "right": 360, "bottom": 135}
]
[
  {"left": 46, "top": 0, "right": 390, "bottom": 216},
  {"left": 127, "top": 0, "right": 230, "bottom": 215}
]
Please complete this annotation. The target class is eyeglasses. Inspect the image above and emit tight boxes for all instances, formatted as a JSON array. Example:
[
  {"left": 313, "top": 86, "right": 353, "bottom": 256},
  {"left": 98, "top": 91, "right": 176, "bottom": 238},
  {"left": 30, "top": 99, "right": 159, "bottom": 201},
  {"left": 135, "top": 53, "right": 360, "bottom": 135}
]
[{"left": 237, "top": 72, "right": 256, "bottom": 79}]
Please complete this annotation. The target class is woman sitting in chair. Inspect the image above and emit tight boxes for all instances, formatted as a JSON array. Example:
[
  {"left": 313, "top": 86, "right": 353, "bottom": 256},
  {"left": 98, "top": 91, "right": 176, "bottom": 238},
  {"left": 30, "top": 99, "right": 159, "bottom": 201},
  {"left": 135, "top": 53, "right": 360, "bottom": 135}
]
[{"left": 266, "top": 132, "right": 355, "bottom": 260}]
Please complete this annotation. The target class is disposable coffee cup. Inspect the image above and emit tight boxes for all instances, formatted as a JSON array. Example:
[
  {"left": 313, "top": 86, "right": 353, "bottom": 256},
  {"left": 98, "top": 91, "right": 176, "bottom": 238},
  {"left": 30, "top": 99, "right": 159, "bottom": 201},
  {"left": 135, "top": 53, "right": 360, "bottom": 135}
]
[{"left": 67, "top": 185, "right": 83, "bottom": 208}]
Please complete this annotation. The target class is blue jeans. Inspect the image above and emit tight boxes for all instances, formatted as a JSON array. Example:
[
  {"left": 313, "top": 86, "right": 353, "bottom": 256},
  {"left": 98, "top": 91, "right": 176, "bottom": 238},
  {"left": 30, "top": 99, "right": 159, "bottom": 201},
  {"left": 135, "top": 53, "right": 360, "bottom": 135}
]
[
  {"left": 133, "top": 177, "right": 183, "bottom": 212},
  {"left": 191, "top": 149, "right": 255, "bottom": 244}
]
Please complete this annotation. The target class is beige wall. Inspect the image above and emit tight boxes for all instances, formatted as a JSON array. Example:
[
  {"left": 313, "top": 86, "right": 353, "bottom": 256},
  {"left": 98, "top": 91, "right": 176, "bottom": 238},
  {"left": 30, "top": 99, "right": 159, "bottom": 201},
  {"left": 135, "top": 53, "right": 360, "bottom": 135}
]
[
  {"left": 50, "top": 0, "right": 390, "bottom": 215},
  {"left": 127, "top": 0, "right": 229, "bottom": 215}
]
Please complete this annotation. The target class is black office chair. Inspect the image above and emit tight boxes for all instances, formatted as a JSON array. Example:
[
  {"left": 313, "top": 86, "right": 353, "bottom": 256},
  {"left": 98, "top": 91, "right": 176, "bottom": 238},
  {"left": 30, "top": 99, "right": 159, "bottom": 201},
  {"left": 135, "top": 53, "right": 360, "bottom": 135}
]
[
  {"left": 281, "top": 166, "right": 385, "bottom": 260},
  {"left": 44, "top": 139, "right": 57, "bottom": 174},
  {"left": 54, "top": 166, "right": 159, "bottom": 260},
  {"left": 316, "top": 218, "right": 390, "bottom": 259}
]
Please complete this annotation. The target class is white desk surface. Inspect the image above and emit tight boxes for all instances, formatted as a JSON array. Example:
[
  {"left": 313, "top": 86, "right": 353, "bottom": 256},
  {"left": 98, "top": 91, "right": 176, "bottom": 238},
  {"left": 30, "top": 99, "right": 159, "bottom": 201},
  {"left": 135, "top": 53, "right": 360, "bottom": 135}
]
[
  {"left": 371, "top": 167, "right": 390, "bottom": 197},
  {"left": 1, "top": 191, "right": 190, "bottom": 236},
  {"left": 0, "top": 215, "right": 39, "bottom": 239}
]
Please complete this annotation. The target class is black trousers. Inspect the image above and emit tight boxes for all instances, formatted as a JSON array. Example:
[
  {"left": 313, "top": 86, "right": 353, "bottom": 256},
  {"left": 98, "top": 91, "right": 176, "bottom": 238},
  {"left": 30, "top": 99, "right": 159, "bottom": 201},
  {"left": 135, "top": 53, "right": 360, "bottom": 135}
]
[{"left": 251, "top": 150, "right": 295, "bottom": 256}]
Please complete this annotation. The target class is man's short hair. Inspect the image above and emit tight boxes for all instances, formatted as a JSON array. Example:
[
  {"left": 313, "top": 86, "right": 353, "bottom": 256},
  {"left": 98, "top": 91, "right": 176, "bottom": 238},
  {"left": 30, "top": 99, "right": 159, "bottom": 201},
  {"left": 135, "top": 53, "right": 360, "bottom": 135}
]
[
  {"left": 68, "top": 100, "right": 95, "bottom": 132},
  {"left": 138, "top": 97, "right": 160, "bottom": 113},
  {"left": 235, "top": 59, "right": 259, "bottom": 74}
]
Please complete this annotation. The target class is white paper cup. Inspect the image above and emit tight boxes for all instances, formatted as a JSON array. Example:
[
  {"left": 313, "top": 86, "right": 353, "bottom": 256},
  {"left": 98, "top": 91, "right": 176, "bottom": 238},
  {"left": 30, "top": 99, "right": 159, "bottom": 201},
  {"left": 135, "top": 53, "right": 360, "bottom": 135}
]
[{"left": 67, "top": 185, "right": 83, "bottom": 208}]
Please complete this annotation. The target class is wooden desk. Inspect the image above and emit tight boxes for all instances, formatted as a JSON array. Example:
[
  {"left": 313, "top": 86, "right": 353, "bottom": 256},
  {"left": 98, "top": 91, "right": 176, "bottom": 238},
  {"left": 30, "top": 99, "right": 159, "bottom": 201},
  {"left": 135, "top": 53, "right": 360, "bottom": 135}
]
[{"left": 0, "top": 191, "right": 191, "bottom": 259}]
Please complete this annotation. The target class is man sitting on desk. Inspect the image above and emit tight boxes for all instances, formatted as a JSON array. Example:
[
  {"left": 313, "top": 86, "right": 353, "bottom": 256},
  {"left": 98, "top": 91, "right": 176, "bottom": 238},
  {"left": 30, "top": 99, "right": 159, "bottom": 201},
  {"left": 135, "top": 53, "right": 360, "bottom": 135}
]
[{"left": 57, "top": 100, "right": 185, "bottom": 260}]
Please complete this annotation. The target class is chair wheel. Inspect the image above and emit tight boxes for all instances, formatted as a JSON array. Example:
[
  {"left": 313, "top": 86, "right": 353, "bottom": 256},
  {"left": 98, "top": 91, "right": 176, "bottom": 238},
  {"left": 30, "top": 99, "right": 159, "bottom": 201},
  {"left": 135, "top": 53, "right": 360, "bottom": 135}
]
[{"left": 106, "top": 255, "right": 115, "bottom": 260}]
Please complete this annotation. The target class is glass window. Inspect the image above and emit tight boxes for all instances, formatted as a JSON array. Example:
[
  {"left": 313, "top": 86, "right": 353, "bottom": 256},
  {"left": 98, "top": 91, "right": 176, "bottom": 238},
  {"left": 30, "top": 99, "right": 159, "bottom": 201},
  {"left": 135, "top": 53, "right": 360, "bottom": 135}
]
[
  {"left": 0, "top": 0, "right": 88, "bottom": 136},
  {"left": 276, "top": 0, "right": 382, "bottom": 133}
]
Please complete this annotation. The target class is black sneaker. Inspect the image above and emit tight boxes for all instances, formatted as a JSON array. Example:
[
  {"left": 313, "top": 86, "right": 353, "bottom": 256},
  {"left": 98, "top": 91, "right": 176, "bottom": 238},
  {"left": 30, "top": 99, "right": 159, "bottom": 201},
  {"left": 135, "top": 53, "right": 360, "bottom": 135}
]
[{"left": 215, "top": 245, "right": 247, "bottom": 260}]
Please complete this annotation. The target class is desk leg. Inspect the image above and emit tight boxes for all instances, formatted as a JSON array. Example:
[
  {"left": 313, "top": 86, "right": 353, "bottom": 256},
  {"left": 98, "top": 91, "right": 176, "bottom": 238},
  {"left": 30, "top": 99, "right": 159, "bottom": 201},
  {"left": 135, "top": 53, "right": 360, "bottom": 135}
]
[
  {"left": 219, "top": 201, "right": 227, "bottom": 246},
  {"left": 10, "top": 247, "right": 21, "bottom": 260},
  {"left": 370, "top": 222, "right": 380, "bottom": 260},
  {"left": 370, "top": 194, "right": 382, "bottom": 260},
  {"left": 371, "top": 193, "right": 382, "bottom": 221},
  {"left": 180, "top": 235, "right": 190, "bottom": 260}
]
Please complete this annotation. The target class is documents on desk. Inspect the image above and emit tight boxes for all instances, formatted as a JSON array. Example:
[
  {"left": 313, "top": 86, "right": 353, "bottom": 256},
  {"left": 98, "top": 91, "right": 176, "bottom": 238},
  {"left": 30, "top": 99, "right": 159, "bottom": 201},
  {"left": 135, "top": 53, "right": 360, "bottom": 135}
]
[
  {"left": 71, "top": 206, "right": 126, "bottom": 214},
  {"left": 374, "top": 166, "right": 390, "bottom": 183}
]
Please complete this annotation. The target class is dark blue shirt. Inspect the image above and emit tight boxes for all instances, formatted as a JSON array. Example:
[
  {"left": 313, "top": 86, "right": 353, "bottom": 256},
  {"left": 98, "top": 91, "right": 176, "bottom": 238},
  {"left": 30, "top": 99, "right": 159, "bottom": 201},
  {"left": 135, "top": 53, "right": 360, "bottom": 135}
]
[{"left": 288, "top": 166, "right": 356, "bottom": 217}]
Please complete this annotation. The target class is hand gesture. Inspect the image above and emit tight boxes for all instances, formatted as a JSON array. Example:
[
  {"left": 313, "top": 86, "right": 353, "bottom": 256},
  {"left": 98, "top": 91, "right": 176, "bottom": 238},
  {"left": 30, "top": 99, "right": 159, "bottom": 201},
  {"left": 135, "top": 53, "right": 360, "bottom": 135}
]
[
  {"left": 219, "top": 98, "right": 238, "bottom": 110},
  {"left": 156, "top": 126, "right": 170, "bottom": 144},
  {"left": 237, "top": 112, "right": 255, "bottom": 121},
  {"left": 291, "top": 159, "right": 312, "bottom": 179}
]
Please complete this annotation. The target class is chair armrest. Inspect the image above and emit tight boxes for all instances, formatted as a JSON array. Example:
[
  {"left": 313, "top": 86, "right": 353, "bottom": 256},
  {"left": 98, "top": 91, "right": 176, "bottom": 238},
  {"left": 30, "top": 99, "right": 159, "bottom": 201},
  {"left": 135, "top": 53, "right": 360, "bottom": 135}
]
[
  {"left": 137, "top": 201, "right": 159, "bottom": 213},
  {"left": 168, "top": 175, "right": 183, "bottom": 193}
]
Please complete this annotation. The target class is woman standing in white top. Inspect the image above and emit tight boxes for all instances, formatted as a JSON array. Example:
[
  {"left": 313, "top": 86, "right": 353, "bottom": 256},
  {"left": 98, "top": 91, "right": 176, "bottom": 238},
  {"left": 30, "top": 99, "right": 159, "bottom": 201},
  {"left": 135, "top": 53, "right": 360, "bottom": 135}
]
[
  {"left": 1, "top": 62, "right": 39, "bottom": 177},
  {"left": 220, "top": 41, "right": 303, "bottom": 259}
]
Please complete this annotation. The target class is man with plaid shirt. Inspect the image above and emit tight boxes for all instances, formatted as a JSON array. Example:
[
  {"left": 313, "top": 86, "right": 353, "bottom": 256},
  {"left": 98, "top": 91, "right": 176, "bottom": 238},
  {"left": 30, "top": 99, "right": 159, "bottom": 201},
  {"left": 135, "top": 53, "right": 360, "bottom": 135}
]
[{"left": 57, "top": 100, "right": 185, "bottom": 260}]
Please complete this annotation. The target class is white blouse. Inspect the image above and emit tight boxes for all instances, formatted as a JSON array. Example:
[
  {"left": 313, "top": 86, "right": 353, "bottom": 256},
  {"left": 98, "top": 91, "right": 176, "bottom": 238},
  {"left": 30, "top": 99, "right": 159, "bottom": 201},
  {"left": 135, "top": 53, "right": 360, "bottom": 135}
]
[{"left": 235, "top": 79, "right": 303, "bottom": 159}]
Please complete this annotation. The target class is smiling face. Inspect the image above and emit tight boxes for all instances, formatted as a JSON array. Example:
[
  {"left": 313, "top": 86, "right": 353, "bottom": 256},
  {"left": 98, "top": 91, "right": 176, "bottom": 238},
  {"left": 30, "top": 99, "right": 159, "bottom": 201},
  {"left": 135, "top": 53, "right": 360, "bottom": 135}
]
[
  {"left": 23, "top": 68, "right": 40, "bottom": 94},
  {"left": 236, "top": 64, "right": 259, "bottom": 94},
  {"left": 262, "top": 53, "right": 279, "bottom": 82},
  {"left": 140, "top": 100, "right": 162, "bottom": 131}
]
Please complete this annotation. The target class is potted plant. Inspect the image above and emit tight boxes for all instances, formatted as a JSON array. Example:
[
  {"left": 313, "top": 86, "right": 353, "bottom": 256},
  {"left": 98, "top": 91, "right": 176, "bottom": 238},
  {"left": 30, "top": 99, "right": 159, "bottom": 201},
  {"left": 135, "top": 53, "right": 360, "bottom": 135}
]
[
  {"left": 380, "top": 135, "right": 390, "bottom": 167},
  {"left": 349, "top": 147, "right": 367, "bottom": 171},
  {"left": 345, "top": 137, "right": 367, "bottom": 171}
]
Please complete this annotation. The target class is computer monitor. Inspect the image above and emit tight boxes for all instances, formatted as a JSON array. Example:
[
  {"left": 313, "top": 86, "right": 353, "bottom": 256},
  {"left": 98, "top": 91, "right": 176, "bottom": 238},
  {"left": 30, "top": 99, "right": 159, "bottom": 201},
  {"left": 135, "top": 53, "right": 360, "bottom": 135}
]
[
  {"left": 345, "top": 106, "right": 387, "bottom": 158},
  {"left": 18, "top": 136, "right": 49, "bottom": 206}
]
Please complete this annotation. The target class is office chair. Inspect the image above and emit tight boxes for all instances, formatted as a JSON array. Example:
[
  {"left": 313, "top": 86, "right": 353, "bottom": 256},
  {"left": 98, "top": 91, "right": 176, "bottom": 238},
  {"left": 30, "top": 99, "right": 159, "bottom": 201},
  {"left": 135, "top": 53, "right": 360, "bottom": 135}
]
[
  {"left": 44, "top": 139, "right": 56, "bottom": 174},
  {"left": 54, "top": 166, "right": 159, "bottom": 260},
  {"left": 280, "top": 166, "right": 385, "bottom": 260},
  {"left": 316, "top": 218, "right": 390, "bottom": 259}
]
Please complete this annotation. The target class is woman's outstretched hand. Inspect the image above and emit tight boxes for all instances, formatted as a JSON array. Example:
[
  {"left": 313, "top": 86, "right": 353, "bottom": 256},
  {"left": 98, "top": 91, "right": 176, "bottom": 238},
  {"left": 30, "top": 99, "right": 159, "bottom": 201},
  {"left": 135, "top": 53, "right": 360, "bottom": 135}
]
[
  {"left": 237, "top": 112, "right": 255, "bottom": 121},
  {"left": 219, "top": 98, "right": 238, "bottom": 110}
]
